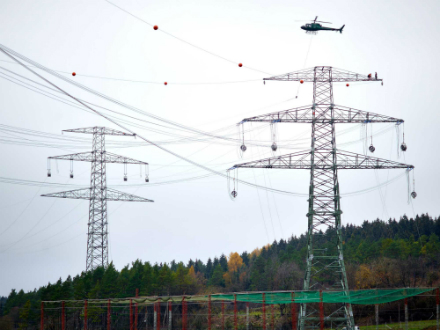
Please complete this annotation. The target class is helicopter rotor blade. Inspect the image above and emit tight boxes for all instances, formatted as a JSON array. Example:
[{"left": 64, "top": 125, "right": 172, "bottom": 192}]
[{"left": 316, "top": 21, "right": 332, "bottom": 24}]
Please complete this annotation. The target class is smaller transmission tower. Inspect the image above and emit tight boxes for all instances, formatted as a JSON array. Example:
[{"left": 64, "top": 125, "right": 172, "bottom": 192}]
[{"left": 43, "top": 127, "right": 153, "bottom": 271}]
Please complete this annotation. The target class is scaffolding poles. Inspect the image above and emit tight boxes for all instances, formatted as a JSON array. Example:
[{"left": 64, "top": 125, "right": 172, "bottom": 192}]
[
  {"left": 157, "top": 301, "right": 161, "bottom": 330},
  {"left": 222, "top": 300, "right": 225, "bottom": 330},
  {"left": 246, "top": 302, "right": 250, "bottom": 330},
  {"left": 135, "top": 289, "right": 139, "bottom": 330},
  {"left": 130, "top": 299, "right": 133, "bottom": 330},
  {"left": 234, "top": 294, "right": 238, "bottom": 330},
  {"left": 40, "top": 302, "right": 44, "bottom": 330},
  {"left": 182, "top": 297, "right": 188, "bottom": 330},
  {"left": 61, "top": 301, "right": 65, "bottom": 330},
  {"left": 436, "top": 288, "right": 439, "bottom": 330},
  {"left": 84, "top": 300, "right": 88, "bottom": 330},
  {"left": 271, "top": 304, "right": 275, "bottom": 330},
  {"left": 208, "top": 295, "right": 212, "bottom": 330},
  {"left": 168, "top": 301, "right": 172, "bottom": 330},
  {"left": 291, "top": 295, "right": 298, "bottom": 330},
  {"left": 319, "top": 291, "right": 324, "bottom": 330},
  {"left": 107, "top": 299, "right": 111, "bottom": 330},
  {"left": 263, "top": 293, "right": 266, "bottom": 330},
  {"left": 405, "top": 298, "right": 409, "bottom": 330}
]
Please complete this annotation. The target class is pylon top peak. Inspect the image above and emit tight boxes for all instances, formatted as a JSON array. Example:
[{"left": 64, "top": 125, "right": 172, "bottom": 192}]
[
  {"left": 263, "top": 66, "right": 382, "bottom": 83},
  {"left": 62, "top": 126, "right": 135, "bottom": 136}
]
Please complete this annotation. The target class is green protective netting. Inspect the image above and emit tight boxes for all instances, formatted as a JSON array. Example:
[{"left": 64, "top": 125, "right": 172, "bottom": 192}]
[
  {"left": 44, "top": 288, "right": 436, "bottom": 305},
  {"left": 210, "top": 288, "right": 434, "bottom": 305}
]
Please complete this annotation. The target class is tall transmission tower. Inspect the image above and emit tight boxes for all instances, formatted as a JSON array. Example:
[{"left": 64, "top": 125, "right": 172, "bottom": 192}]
[
  {"left": 42, "top": 127, "right": 153, "bottom": 271},
  {"left": 230, "top": 67, "right": 414, "bottom": 330}
]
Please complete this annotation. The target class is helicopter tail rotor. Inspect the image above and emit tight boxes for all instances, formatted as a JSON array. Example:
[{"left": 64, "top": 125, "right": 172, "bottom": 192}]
[{"left": 339, "top": 24, "right": 345, "bottom": 33}]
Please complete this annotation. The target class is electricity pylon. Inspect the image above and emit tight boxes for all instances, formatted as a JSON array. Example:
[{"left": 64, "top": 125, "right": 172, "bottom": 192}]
[
  {"left": 230, "top": 67, "right": 414, "bottom": 330},
  {"left": 42, "top": 127, "right": 153, "bottom": 271}
]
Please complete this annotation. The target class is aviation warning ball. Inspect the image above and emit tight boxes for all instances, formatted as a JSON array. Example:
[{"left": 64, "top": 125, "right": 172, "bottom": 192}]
[
  {"left": 300, "top": 80, "right": 304, "bottom": 84},
  {"left": 240, "top": 144, "right": 247, "bottom": 152},
  {"left": 369, "top": 145, "right": 375, "bottom": 153},
  {"left": 72, "top": 72, "right": 76, "bottom": 76},
  {"left": 154, "top": 25, "right": 158, "bottom": 30},
  {"left": 346, "top": 83, "right": 349, "bottom": 87},
  {"left": 401, "top": 142, "right": 407, "bottom": 152},
  {"left": 238, "top": 63, "right": 243, "bottom": 67},
  {"left": 411, "top": 191, "right": 417, "bottom": 199},
  {"left": 164, "top": 82, "right": 168, "bottom": 86}
]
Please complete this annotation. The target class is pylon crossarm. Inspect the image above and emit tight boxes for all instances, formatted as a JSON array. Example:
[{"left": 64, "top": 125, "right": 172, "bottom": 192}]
[
  {"left": 49, "top": 151, "right": 148, "bottom": 165},
  {"left": 106, "top": 188, "right": 154, "bottom": 202},
  {"left": 231, "top": 150, "right": 413, "bottom": 170},
  {"left": 263, "top": 66, "right": 382, "bottom": 82},
  {"left": 63, "top": 127, "right": 135, "bottom": 136},
  {"left": 42, "top": 188, "right": 153, "bottom": 202},
  {"left": 241, "top": 104, "right": 402, "bottom": 124},
  {"left": 41, "top": 188, "right": 92, "bottom": 199}
]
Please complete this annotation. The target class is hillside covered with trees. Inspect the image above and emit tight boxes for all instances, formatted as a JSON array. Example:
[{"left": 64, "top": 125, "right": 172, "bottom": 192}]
[{"left": 2, "top": 214, "right": 440, "bottom": 328}]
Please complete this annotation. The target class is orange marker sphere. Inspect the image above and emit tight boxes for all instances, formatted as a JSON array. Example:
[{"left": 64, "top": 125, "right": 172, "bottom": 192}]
[
  {"left": 154, "top": 25, "right": 158, "bottom": 30},
  {"left": 238, "top": 63, "right": 243, "bottom": 67},
  {"left": 346, "top": 83, "right": 349, "bottom": 87},
  {"left": 72, "top": 72, "right": 76, "bottom": 76},
  {"left": 164, "top": 82, "right": 167, "bottom": 86},
  {"left": 300, "top": 80, "right": 304, "bottom": 84}
]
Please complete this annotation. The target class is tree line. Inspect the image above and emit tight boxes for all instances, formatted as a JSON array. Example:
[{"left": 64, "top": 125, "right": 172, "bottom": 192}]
[{"left": 2, "top": 213, "right": 440, "bottom": 328}]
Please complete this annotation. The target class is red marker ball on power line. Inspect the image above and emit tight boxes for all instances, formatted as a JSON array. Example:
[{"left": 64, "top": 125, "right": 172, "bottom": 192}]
[
  {"left": 154, "top": 25, "right": 158, "bottom": 30},
  {"left": 72, "top": 72, "right": 76, "bottom": 76},
  {"left": 300, "top": 80, "right": 304, "bottom": 84},
  {"left": 238, "top": 63, "right": 242, "bottom": 67},
  {"left": 346, "top": 83, "right": 349, "bottom": 87},
  {"left": 164, "top": 82, "right": 167, "bottom": 86}
]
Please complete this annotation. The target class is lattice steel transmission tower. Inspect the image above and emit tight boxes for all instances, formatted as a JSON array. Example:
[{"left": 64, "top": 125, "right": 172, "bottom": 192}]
[
  {"left": 43, "top": 127, "right": 153, "bottom": 271},
  {"left": 230, "top": 67, "right": 414, "bottom": 330}
]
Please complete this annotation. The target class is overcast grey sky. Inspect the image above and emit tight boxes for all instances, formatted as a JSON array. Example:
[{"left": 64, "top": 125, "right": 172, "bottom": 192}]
[{"left": 0, "top": 0, "right": 439, "bottom": 297}]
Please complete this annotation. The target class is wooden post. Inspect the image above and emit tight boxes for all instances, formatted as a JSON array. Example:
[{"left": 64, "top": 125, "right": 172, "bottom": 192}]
[
  {"left": 130, "top": 299, "right": 133, "bottom": 330},
  {"left": 263, "top": 293, "right": 266, "bottom": 330},
  {"left": 168, "top": 301, "right": 172, "bottom": 330},
  {"left": 40, "top": 302, "right": 44, "bottom": 330},
  {"left": 246, "top": 302, "right": 250, "bottom": 330},
  {"left": 84, "top": 300, "right": 88, "bottom": 330},
  {"left": 319, "top": 290, "right": 324, "bottom": 330},
  {"left": 405, "top": 298, "right": 409, "bottom": 330},
  {"left": 291, "top": 292, "right": 297, "bottom": 330},
  {"left": 107, "top": 299, "right": 111, "bottom": 330},
  {"left": 208, "top": 295, "right": 211, "bottom": 330},
  {"left": 234, "top": 295, "right": 238, "bottom": 330},
  {"left": 61, "top": 301, "right": 65, "bottom": 330}
]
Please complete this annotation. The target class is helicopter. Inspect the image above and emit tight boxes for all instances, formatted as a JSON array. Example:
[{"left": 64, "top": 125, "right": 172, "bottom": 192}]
[{"left": 299, "top": 16, "right": 345, "bottom": 34}]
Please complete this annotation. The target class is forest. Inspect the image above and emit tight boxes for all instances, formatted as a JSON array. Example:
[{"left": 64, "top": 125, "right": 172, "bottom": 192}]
[{"left": 1, "top": 213, "right": 440, "bottom": 329}]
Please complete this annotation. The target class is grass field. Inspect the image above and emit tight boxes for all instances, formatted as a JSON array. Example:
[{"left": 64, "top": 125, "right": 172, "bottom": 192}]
[{"left": 360, "top": 319, "right": 438, "bottom": 330}]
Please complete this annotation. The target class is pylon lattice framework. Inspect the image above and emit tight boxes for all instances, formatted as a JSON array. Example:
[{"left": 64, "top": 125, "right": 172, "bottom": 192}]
[
  {"left": 42, "top": 127, "right": 153, "bottom": 271},
  {"left": 231, "top": 67, "right": 414, "bottom": 330}
]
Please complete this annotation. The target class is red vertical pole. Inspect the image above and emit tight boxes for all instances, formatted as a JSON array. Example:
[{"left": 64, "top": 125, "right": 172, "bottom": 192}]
[
  {"left": 107, "top": 299, "right": 111, "bottom": 330},
  {"left": 157, "top": 300, "right": 161, "bottom": 330},
  {"left": 61, "top": 301, "right": 65, "bottom": 330},
  {"left": 221, "top": 300, "right": 225, "bottom": 330},
  {"left": 291, "top": 292, "right": 297, "bottom": 330},
  {"left": 182, "top": 298, "right": 187, "bottom": 330},
  {"left": 84, "top": 300, "right": 88, "bottom": 330},
  {"left": 40, "top": 302, "right": 44, "bottom": 330},
  {"left": 168, "top": 301, "right": 172, "bottom": 330},
  {"left": 130, "top": 299, "right": 133, "bottom": 330},
  {"left": 208, "top": 295, "right": 212, "bottom": 330},
  {"left": 263, "top": 293, "right": 266, "bottom": 330},
  {"left": 319, "top": 290, "right": 324, "bottom": 330},
  {"left": 234, "top": 295, "right": 238, "bottom": 330},
  {"left": 135, "top": 289, "right": 139, "bottom": 330},
  {"left": 271, "top": 304, "right": 274, "bottom": 330}
]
